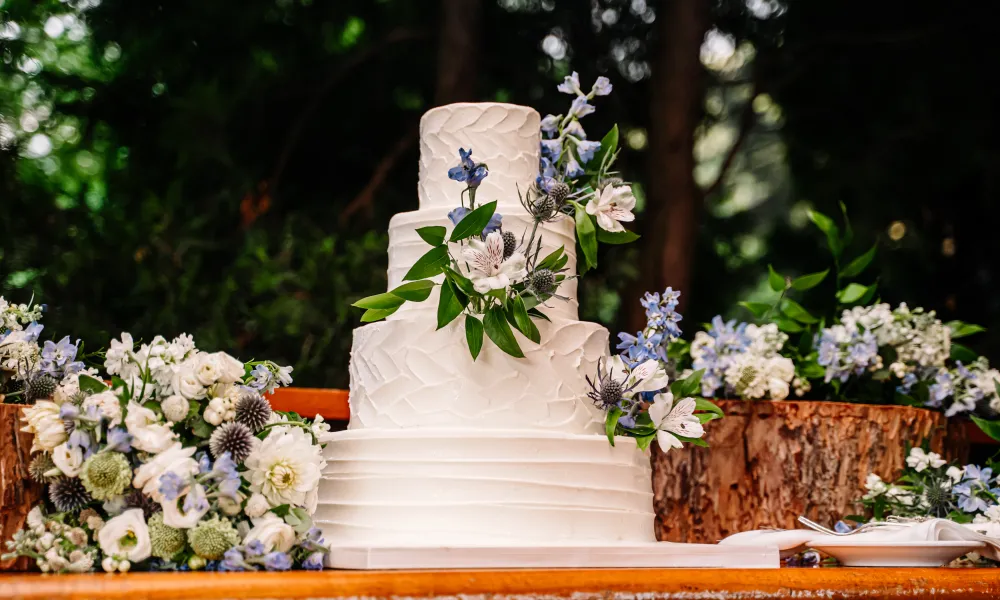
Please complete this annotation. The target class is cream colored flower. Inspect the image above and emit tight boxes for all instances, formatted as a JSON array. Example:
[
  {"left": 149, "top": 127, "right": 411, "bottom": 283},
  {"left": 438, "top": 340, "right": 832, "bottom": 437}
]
[
  {"left": 585, "top": 184, "right": 636, "bottom": 232},
  {"left": 98, "top": 509, "right": 151, "bottom": 562},
  {"left": 648, "top": 392, "right": 704, "bottom": 453},
  {"left": 21, "top": 401, "right": 67, "bottom": 453},
  {"left": 51, "top": 442, "right": 85, "bottom": 477},
  {"left": 132, "top": 442, "right": 199, "bottom": 502},
  {"left": 245, "top": 426, "right": 325, "bottom": 511},
  {"left": 124, "top": 401, "right": 176, "bottom": 454},
  {"left": 242, "top": 513, "right": 295, "bottom": 553}
]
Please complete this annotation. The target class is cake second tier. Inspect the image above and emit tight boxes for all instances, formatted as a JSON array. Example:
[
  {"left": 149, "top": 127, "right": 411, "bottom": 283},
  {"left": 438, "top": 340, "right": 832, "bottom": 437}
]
[{"left": 348, "top": 313, "right": 608, "bottom": 433}]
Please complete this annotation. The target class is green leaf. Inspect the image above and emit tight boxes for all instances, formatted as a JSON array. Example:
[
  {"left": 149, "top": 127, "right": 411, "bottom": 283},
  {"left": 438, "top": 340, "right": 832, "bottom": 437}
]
[
  {"left": 484, "top": 306, "right": 524, "bottom": 358},
  {"left": 675, "top": 435, "right": 709, "bottom": 448},
  {"left": 680, "top": 369, "right": 705, "bottom": 398},
  {"left": 635, "top": 433, "right": 656, "bottom": 451},
  {"left": 590, "top": 124, "right": 620, "bottom": 171},
  {"left": 767, "top": 264, "right": 786, "bottom": 292},
  {"left": 536, "top": 247, "right": 565, "bottom": 271},
  {"left": 575, "top": 207, "right": 598, "bottom": 269},
  {"left": 389, "top": 280, "right": 435, "bottom": 302},
  {"left": 946, "top": 321, "right": 986, "bottom": 339},
  {"left": 415, "top": 226, "right": 447, "bottom": 246},
  {"left": 526, "top": 307, "right": 551, "bottom": 322},
  {"left": 840, "top": 244, "right": 877, "bottom": 279},
  {"left": 694, "top": 398, "right": 724, "bottom": 419},
  {"left": 444, "top": 267, "right": 477, "bottom": 297},
  {"left": 857, "top": 280, "right": 880, "bottom": 305},
  {"left": 596, "top": 228, "right": 640, "bottom": 245},
  {"left": 739, "top": 301, "right": 772, "bottom": 319},
  {"left": 449, "top": 201, "right": 497, "bottom": 242},
  {"left": 776, "top": 318, "right": 804, "bottom": 333},
  {"left": 191, "top": 415, "right": 213, "bottom": 438},
  {"left": 836, "top": 282, "right": 870, "bottom": 304},
  {"left": 605, "top": 406, "right": 622, "bottom": 446},
  {"left": 436, "top": 279, "right": 467, "bottom": 330},
  {"left": 807, "top": 209, "right": 842, "bottom": 258},
  {"left": 971, "top": 415, "right": 1000, "bottom": 443},
  {"left": 403, "top": 245, "right": 450, "bottom": 281},
  {"left": 839, "top": 201, "right": 854, "bottom": 248},
  {"left": 781, "top": 298, "right": 819, "bottom": 324},
  {"left": 951, "top": 342, "right": 978, "bottom": 363},
  {"left": 361, "top": 306, "right": 398, "bottom": 322},
  {"left": 465, "top": 314, "right": 484, "bottom": 361},
  {"left": 790, "top": 269, "right": 829, "bottom": 291},
  {"left": 78, "top": 374, "right": 108, "bottom": 394},
  {"left": 352, "top": 292, "right": 405, "bottom": 310},
  {"left": 511, "top": 296, "right": 540, "bottom": 344}
]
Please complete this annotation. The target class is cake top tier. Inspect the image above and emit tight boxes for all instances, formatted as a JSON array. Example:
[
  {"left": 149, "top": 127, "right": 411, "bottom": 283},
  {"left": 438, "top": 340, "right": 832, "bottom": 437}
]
[{"left": 418, "top": 103, "right": 540, "bottom": 211}]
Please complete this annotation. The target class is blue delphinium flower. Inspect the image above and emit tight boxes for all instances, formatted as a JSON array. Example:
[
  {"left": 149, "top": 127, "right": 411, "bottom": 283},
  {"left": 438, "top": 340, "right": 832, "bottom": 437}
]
[
  {"left": 928, "top": 370, "right": 954, "bottom": 406},
  {"left": 563, "top": 120, "right": 586, "bottom": 139},
  {"left": 447, "top": 147, "right": 488, "bottom": 188},
  {"left": 953, "top": 465, "right": 1000, "bottom": 513},
  {"left": 568, "top": 96, "right": 596, "bottom": 119},
  {"left": 540, "top": 139, "right": 562, "bottom": 162},
  {"left": 39, "top": 335, "right": 84, "bottom": 376},
  {"left": 556, "top": 71, "right": 583, "bottom": 95},
  {"left": 68, "top": 428, "right": 95, "bottom": 458},
  {"left": 23, "top": 322, "right": 43, "bottom": 342},
  {"left": 105, "top": 427, "right": 133, "bottom": 453},
  {"left": 244, "top": 540, "right": 266, "bottom": 558},
  {"left": 576, "top": 140, "right": 602, "bottom": 164},
  {"left": 617, "top": 288, "right": 683, "bottom": 368},
  {"left": 158, "top": 472, "right": 187, "bottom": 502},
  {"left": 263, "top": 551, "right": 292, "bottom": 571},
  {"left": 219, "top": 548, "right": 253, "bottom": 572},
  {"left": 60, "top": 403, "right": 80, "bottom": 420},
  {"left": 691, "top": 316, "right": 750, "bottom": 396},
  {"left": 591, "top": 76, "right": 613, "bottom": 96},
  {"left": 183, "top": 484, "right": 209, "bottom": 514},
  {"left": 302, "top": 552, "right": 325, "bottom": 570},
  {"left": 540, "top": 114, "right": 560, "bottom": 138},
  {"left": 816, "top": 325, "right": 879, "bottom": 383},
  {"left": 564, "top": 154, "right": 585, "bottom": 179}
]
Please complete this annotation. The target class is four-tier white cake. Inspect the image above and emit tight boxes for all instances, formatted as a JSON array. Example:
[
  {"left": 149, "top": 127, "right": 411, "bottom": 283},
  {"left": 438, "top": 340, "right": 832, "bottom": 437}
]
[{"left": 317, "top": 102, "right": 778, "bottom": 569}]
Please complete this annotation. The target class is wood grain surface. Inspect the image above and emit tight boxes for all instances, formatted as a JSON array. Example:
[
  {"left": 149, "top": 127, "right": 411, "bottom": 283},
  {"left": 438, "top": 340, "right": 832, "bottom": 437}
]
[
  {"left": 2, "top": 568, "right": 1000, "bottom": 600},
  {"left": 268, "top": 388, "right": 350, "bottom": 420},
  {"left": 0, "top": 404, "right": 43, "bottom": 572},
  {"left": 653, "top": 400, "right": 952, "bottom": 543}
]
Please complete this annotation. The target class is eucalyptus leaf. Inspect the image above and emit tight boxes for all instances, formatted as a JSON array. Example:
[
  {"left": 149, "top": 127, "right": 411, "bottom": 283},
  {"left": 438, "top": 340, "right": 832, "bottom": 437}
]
[
  {"left": 449, "top": 201, "right": 497, "bottom": 242},
  {"left": 790, "top": 269, "right": 829, "bottom": 291},
  {"left": 971, "top": 415, "right": 1000, "bottom": 443},
  {"left": 389, "top": 280, "right": 435, "bottom": 302},
  {"left": 951, "top": 342, "right": 978, "bottom": 363},
  {"left": 836, "top": 282, "right": 870, "bottom": 304},
  {"left": 946, "top": 320, "right": 986, "bottom": 339},
  {"left": 776, "top": 318, "right": 804, "bottom": 333},
  {"left": 465, "top": 314, "right": 484, "bottom": 361},
  {"left": 78, "top": 374, "right": 109, "bottom": 394},
  {"left": 415, "top": 226, "right": 447, "bottom": 247},
  {"left": 484, "top": 306, "right": 524, "bottom": 358},
  {"left": 403, "top": 245, "right": 449, "bottom": 281},
  {"left": 840, "top": 244, "right": 877, "bottom": 278}
]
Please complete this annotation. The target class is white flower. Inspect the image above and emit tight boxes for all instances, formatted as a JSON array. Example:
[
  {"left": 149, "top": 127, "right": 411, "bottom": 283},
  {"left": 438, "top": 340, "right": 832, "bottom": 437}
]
[
  {"left": 648, "top": 392, "right": 704, "bottom": 452},
  {"left": 245, "top": 426, "right": 325, "bottom": 511},
  {"left": 886, "top": 485, "right": 916, "bottom": 507},
  {"left": 212, "top": 352, "right": 245, "bottom": 384},
  {"left": 160, "top": 395, "right": 191, "bottom": 423},
  {"left": 161, "top": 483, "right": 210, "bottom": 529},
  {"left": 170, "top": 360, "right": 207, "bottom": 400},
  {"left": 132, "top": 442, "right": 198, "bottom": 502},
  {"left": 947, "top": 466, "right": 965, "bottom": 484},
  {"left": 21, "top": 401, "right": 67, "bottom": 453},
  {"left": 85, "top": 514, "right": 105, "bottom": 531},
  {"left": 26, "top": 506, "right": 44, "bottom": 531},
  {"left": 585, "top": 184, "right": 636, "bottom": 232},
  {"left": 905, "top": 447, "right": 946, "bottom": 472},
  {"left": 767, "top": 377, "right": 790, "bottom": 401},
  {"left": 98, "top": 509, "right": 151, "bottom": 562},
  {"left": 863, "top": 473, "right": 887, "bottom": 499},
  {"left": 102, "top": 496, "right": 128, "bottom": 516},
  {"left": 244, "top": 493, "right": 271, "bottom": 518},
  {"left": 243, "top": 513, "right": 296, "bottom": 553},
  {"left": 603, "top": 355, "right": 670, "bottom": 396},
  {"left": 311, "top": 415, "right": 331, "bottom": 440},
  {"left": 275, "top": 364, "right": 293, "bottom": 387},
  {"left": 82, "top": 390, "right": 123, "bottom": 427},
  {"left": 51, "top": 442, "right": 85, "bottom": 477},
  {"left": 104, "top": 333, "right": 138, "bottom": 379},
  {"left": 459, "top": 231, "right": 527, "bottom": 294},
  {"left": 124, "top": 401, "right": 177, "bottom": 454}
]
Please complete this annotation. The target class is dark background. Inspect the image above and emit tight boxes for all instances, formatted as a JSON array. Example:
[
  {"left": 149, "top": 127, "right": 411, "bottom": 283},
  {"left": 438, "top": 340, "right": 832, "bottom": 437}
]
[{"left": 1, "top": 0, "right": 997, "bottom": 388}]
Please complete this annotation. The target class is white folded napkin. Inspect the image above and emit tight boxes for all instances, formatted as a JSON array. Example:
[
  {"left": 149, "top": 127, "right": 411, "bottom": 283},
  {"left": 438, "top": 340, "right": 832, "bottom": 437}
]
[{"left": 719, "top": 519, "right": 1000, "bottom": 560}]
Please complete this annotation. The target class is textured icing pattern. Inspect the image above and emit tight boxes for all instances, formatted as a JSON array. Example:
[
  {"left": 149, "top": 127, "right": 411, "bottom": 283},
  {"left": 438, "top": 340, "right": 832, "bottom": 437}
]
[
  {"left": 418, "top": 103, "right": 540, "bottom": 210},
  {"left": 348, "top": 316, "right": 608, "bottom": 433},
  {"left": 386, "top": 209, "right": 579, "bottom": 321},
  {"left": 315, "top": 429, "right": 655, "bottom": 545}
]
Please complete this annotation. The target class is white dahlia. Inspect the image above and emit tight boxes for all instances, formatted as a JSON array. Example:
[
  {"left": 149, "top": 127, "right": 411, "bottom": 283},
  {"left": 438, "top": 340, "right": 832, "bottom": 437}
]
[{"left": 244, "top": 426, "right": 324, "bottom": 512}]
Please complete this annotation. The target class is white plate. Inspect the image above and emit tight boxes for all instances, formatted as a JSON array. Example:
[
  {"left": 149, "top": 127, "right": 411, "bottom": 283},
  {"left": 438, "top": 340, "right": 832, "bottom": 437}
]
[{"left": 810, "top": 540, "right": 985, "bottom": 567}]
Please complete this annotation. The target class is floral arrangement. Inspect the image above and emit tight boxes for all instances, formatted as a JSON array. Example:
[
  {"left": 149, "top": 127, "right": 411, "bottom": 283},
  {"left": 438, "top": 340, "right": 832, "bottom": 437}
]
[
  {"left": 352, "top": 73, "right": 640, "bottom": 359},
  {"left": 590, "top": 288, "right": 722, "bottom": 451},
  {"left": 4, "top": 330, "right": 330, "bottom": 573},
  {"left": 859, "top": 445, "right": 1000, "bottom": 529}
]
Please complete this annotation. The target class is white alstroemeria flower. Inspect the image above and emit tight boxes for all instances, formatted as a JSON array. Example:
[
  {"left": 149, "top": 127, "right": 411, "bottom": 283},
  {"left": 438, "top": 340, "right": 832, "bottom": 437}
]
[
  {"left": 607, "top": 355, "right": 670, "bottom": 395},
  {"left": 905, "top": 447, "right": 946, "bottom": 472},
  {"left": 647, "top": 392, "right": 704, "bottom": 452},
  {"left": 460, "top": 231, "right": 527, "bottom": 294},
  {"left": 585, "top": 184, "right": 636, "bottom": 233}
]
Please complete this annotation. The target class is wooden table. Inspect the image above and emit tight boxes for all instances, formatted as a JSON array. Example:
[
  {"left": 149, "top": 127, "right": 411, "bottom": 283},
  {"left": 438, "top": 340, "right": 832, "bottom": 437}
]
[{"left": 3, "top": 568, "right": 1000, "bottom": 600}]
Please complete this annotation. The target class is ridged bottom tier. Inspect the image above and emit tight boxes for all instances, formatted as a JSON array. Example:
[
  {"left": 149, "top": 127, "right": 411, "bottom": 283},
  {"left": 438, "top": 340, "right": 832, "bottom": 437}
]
[{"left": 315, "top": 429, "right": 656, "bottom": 546}]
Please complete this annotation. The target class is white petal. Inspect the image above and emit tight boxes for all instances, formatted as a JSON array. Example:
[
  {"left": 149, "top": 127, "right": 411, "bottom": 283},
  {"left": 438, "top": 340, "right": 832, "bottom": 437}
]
[
  {"left": 607, "top": 207, "right": 635, "bottom": 223},
  {"left": 585, "top": 197, "right": 600, "bottom": 215},
  {"left": 596, "top": 212, "right": 624, "bottom": 232},
  {"left": 656, "top": 430, "right": 683, "bottom": 452},
  {"left": 606, "top": 355, "right": 630, "bottom": 384},
  {"left": 484, "top": 231, "right": 506, "bottom": 265},
  {"left": 611, "top": 186, "right": 637, "bottom": 210},
  {"left": 628, "top": 360, "right": 659, "bottom": 386},
  {"left": 670, "top": 397, "right": 697, "bottom": 420}
]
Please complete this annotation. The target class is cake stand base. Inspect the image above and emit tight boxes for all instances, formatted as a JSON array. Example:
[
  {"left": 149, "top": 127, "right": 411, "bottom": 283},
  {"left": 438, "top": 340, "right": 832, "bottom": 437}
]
[{"left": 326, "top": 542, "right": 780, "bottom": 569}]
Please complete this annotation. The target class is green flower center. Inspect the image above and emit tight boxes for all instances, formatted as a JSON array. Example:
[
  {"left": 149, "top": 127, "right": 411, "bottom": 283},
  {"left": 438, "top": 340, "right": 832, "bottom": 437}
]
[{"left": 268, "top": 462, "right": 296, "bottom": 489}]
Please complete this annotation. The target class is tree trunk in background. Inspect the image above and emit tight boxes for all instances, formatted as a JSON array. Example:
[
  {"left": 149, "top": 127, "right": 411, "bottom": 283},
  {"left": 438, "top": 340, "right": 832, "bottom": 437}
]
[
  {"left": 0, "top": 403, "right": 42, "bottom": 571},
  {"left": 434, "top": 0, "right": 482, "bottom": 104},
  {"left": 652, "top": 401, "right": 957, "bottom": 543},
  {"left": 633, "top": 0, "right": 708, "bottom": 330}
]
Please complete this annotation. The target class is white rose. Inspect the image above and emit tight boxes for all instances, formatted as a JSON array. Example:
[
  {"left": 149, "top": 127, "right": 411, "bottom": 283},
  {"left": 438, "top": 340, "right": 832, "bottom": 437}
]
[
  {"left": 160, "top": 395, "right": 191, "bottom": 423},
  {"left": 98, "top": 509, "right": 151, "bottom": 562},
  {"left": 194, "top": 353, "right": 223, "bottom": 386},
  {"left": 242, "top": 513, "right": 296, "bottom": 553},
  {"left": 21, "top": 401, "right": 68, "bottom": 453},
  {"left": 161, "top": 483, "right": 210, "bottom": 529},
  {"left": 244, "top": 493, "right": 271, "bottom": 518},
  {"left": 171, "top": 362, "right": 207, "bottom": 400},
  {"left": 51, "top": 442, "right": 85, "bottom": 477},
  {"left": 767, "top": 377, "right": 790, "bottom": 401},
  {"left": 83, "top": 391, "right": 123, "bottom": 427},
  {"left": 124, "top": 401, "right": 177, "bottom": 454},
  {"left": 132, "top": 443, "right": 198, "bottom": 502},
  {"left": 211, "top": 352, "right": 245, "bottom": 384}
]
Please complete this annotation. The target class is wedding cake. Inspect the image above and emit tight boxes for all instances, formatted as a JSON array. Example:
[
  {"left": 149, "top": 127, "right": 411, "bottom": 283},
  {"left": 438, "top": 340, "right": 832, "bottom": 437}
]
[{"left": 316, "top": 102, "right": 777, "bottom": 568}]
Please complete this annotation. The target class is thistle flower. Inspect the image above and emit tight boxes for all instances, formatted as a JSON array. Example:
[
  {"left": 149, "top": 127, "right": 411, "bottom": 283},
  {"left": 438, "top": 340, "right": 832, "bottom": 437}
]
[
  {"left": 234, "top": 391, "right": 272, "bottom": 433},
  {"left": 209, "top": 422, "right": 256, "bottom": 463},
  {"left": 501, "top": 231, "right": 518, "bottom": 260},
  {"left": 547, "top": 182, "right": 570, "bottom": 207},
  {"left": 29, "top": 453, "right": 58, "bottom": 483},
  {"left": 79, "top": 451, "right": 132, "bottom": 500},
  {"left": 49, "top": 477, "right": 92, "bottom": 512},
  {"left": 526, "top": 269, "right": 556, "bottom": 296},
  {"left": 148, "top": 512, "right": 187, "bottom": 560},
  {"left": 187, "top": 515, "right": 240, "bottom": 560}
]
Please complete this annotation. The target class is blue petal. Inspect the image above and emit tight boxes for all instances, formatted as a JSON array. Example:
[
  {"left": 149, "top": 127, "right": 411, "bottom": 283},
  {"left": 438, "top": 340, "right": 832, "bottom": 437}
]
[
  {"left": 540, "top": 139, "right": 562, "bottom": 162},
  {"left": 482, "top": 213, "right": 503, "bottom": 235},
  {"left": 576, "top": 140, "right": 601, "bottom": 164},
  {"left": 467, "top": 165, "right": 488, "bottom": 187},
  {"left": 447, "top": 165, "right": 467, "bottom": 182},
  {"left": 448, "top": 207, "right": 470, "bottom": 226}
]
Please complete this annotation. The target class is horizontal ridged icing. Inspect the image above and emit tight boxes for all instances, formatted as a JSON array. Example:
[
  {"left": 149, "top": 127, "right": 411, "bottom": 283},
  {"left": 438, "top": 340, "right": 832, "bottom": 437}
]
[
  {"left": 315, "top": 429, "right": 655, "bottom": 545},
  {"left": 418, "top": 103, "right": 540, "bottom": 211},
  {"left": 348, "top": 315, "right": 607, "bottom": 433},
  {"left": 387, "top": 209, "right": 579, "bottom": 321}
]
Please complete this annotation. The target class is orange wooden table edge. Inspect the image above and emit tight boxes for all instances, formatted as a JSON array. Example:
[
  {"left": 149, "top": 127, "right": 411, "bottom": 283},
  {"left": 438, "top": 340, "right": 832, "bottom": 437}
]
[
  {"left": 267, "top": 387, "right": 349, "bottom": 421},
  {"left": 3, "top": 568, "right": 1000, "bottom": 600}
]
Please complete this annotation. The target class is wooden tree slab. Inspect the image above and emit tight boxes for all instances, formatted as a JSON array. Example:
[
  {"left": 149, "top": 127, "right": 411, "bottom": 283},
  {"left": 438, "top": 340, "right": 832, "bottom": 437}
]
[
  {"left": 652, "top": 400, "right": 951, "bottom": 543},
  {"left": 0, "top": 402, "right": 43, "bottom": 571}
]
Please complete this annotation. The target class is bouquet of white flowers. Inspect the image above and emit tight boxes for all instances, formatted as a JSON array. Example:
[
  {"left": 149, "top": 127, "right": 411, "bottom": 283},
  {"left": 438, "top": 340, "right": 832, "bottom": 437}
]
[{"left": 4, "top": 330, "right": 330, "bottom": 573}]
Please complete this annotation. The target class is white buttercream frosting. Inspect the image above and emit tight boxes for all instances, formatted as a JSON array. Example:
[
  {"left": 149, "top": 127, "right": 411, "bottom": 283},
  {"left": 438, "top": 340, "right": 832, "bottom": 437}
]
[{"left": 316, "top": 429, "right": 655, "bottom": 545}]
